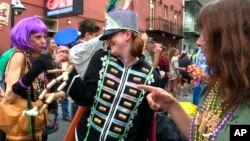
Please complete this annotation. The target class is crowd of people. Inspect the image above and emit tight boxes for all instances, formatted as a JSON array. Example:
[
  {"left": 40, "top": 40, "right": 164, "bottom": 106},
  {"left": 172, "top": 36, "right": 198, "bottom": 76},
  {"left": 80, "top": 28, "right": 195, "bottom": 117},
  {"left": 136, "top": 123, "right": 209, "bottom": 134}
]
[{"left": 0, "top": 0, "right": 249, "bottom": 140}]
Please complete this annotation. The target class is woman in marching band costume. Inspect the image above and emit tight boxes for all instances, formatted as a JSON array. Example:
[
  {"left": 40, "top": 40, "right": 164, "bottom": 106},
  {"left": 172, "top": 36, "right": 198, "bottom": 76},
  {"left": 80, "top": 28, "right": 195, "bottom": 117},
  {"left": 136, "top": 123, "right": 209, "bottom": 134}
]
[{"left": 57, "top": 10, "right": 160, "bottom": 141}]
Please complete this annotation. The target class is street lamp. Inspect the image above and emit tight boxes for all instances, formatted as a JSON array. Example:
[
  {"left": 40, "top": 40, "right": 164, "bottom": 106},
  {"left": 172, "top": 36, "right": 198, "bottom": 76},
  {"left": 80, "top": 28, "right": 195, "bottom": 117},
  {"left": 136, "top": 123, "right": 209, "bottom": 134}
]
[{"left": 11, "top": 0, "right": 26, "bottom": 28}]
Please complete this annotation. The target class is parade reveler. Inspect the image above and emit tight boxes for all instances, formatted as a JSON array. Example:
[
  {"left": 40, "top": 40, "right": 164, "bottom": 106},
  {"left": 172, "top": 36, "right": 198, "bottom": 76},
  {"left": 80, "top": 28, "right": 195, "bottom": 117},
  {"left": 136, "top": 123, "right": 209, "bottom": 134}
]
[
  {"left": 56, "top": 10, "right": 160, "bottom": 141},
  {"left": 0, "top": 17, "right": 48, "bottom": 140},
  {"left": 138, "top": 0, "right": 250, "bottom": 141}
]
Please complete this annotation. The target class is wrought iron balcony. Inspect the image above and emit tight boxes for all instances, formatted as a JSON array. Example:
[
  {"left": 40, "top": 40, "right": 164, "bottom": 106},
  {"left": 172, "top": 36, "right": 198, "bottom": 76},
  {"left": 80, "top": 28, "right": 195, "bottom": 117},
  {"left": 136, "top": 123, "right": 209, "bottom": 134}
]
[
  {"left": 184, "top": 22, "right": 199, "bottom": 33},
  {"left": 146, "top": 17, "right": 182, "bottom": 37}
]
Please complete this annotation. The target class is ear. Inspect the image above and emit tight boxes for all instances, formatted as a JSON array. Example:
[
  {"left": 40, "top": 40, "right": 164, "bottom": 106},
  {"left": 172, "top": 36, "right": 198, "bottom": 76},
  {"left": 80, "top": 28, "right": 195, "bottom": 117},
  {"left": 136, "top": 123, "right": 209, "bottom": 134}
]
[
  {"left": 85, "top": 32, "right": 91, "bottom": 39},
  {"left": 124, "top": 30, "right": 132, "bottom": 41}
]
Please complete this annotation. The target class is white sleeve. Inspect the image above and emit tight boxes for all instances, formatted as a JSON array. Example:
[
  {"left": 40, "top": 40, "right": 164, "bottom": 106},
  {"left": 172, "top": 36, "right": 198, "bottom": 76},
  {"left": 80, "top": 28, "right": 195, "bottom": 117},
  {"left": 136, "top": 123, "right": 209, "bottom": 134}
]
[{"left": 70, "top": 35, "right": 104, "bottom": 79}]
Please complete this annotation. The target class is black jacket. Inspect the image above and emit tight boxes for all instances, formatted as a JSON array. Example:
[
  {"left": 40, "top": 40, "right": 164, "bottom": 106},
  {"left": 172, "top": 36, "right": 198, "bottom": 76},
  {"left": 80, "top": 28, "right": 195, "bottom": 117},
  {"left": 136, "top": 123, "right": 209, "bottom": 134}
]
[{"left": 67, "top": 50, "right": 160, "bottom": 141}]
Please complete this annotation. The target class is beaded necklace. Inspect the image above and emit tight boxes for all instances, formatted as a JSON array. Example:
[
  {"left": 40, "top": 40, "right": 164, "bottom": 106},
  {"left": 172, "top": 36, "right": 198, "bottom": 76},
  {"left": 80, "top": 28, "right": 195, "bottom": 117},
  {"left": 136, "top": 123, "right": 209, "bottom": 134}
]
[
  {"left": 23, "top": 50, "right": 44, "bottom": 101},
  {"left": 23, "top": 50, "right": 47, "bottom": 137},
  {"left": 189, "top": 81, "right": 238, "bottom": 141}
]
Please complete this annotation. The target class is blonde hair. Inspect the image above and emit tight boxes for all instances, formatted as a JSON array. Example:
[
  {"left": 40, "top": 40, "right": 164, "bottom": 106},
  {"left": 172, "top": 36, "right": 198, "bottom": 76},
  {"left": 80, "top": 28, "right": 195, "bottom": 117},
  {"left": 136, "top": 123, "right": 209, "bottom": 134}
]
[{"left": 168, "top": 47, "right": 178, "bottom": 63}]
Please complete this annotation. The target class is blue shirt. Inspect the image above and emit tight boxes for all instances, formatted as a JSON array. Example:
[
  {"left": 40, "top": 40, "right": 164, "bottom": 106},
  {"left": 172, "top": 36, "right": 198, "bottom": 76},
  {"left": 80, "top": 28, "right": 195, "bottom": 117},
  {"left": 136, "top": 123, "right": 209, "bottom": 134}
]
[{"left": 195, "top": 48, "right": 208, "bottom": 72}]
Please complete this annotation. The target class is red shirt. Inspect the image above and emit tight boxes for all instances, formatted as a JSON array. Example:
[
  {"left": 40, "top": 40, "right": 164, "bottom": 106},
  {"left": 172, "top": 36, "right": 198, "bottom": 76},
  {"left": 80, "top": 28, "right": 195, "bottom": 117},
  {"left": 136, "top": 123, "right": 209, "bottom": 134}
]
[{"left": 158, "top": 54, "right": 170, "bottom": 80}]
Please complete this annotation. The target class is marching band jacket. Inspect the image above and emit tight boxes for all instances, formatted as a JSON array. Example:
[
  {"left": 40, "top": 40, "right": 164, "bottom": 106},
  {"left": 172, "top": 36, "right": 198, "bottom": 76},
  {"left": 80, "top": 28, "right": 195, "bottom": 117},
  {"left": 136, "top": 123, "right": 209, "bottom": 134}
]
[{"left": 67, "top": 50, "right": 160, "bottom": 141}]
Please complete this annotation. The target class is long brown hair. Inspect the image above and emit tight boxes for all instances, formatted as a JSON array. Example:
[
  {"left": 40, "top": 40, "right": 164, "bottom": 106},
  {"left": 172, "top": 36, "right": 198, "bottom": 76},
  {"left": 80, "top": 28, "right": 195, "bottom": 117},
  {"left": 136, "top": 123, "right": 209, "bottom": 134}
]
[
  {"left": 130, "top": 32, "right": 144, "bottom": 58},
  {"left": 196, "top": 0, "right": 250, "bottom": 107}
]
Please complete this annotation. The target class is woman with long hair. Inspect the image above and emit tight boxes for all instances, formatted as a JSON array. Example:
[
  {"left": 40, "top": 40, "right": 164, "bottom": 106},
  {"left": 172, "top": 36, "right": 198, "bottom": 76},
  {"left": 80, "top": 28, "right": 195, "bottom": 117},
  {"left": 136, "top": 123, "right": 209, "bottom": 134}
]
[
  {"left": 138, "top": 0, "right": 250, "bottom": 140},
  {"left": 167, "top": 47, "right": 185, "bottom": 97}
]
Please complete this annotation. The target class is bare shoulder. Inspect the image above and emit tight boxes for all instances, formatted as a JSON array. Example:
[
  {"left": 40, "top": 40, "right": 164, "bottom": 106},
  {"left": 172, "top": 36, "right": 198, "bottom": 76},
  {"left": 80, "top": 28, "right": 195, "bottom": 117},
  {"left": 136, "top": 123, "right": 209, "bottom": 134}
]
[{"left": 7, "top": 51, "right": 26, "bottom": 71}]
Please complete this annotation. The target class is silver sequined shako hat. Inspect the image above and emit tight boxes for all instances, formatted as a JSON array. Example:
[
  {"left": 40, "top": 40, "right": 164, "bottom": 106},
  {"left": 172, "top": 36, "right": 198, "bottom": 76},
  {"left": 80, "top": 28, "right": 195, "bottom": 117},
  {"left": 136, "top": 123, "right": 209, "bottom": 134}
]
[{"left": 99, "top": 10, "right": 138, "bottom": 41}]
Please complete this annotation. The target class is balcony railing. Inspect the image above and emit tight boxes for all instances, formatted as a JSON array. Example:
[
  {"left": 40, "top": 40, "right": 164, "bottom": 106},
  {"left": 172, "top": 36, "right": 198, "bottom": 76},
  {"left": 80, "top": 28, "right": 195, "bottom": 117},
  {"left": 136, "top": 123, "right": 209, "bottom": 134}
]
[
  {"left": 146, "top": 17, "right": 182, "bottom": 36},
  {"left": 184, "top": 22, "right": 199, "bottom": 33}
]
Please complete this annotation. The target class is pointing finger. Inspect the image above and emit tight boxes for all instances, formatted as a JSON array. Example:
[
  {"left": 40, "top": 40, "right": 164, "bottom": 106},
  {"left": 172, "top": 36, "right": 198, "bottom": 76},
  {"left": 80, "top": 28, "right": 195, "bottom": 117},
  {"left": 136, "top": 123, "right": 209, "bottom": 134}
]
[{"left": 137, "top": 84, "right": 158, "bottom": 92}]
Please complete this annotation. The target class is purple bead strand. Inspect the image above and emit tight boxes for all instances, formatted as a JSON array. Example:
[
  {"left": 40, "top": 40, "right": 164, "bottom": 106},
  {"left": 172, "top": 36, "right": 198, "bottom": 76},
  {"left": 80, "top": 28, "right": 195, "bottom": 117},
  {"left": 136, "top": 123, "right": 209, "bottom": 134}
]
[
  {"left": 210, "top": 105, "right": 237, "bottom": 141},
  {"left": 189, "top": 89, "right": 217, "bottom": 141}
]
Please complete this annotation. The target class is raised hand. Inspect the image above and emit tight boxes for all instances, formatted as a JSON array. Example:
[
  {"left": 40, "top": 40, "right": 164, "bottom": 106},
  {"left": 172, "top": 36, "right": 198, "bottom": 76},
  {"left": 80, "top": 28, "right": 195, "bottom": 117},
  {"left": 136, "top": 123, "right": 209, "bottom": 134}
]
[
  {"left": 0, "top": 21, "right": 7, "bottom": 32},
  {"left": 55, "top": 46, "right": 71, "bottom": 63},
  {"left": 141, "top": 33, "right": 148, "bottom": 46},
  {"left": 154, "top": 43, "right": 163, "bottom": 55}
]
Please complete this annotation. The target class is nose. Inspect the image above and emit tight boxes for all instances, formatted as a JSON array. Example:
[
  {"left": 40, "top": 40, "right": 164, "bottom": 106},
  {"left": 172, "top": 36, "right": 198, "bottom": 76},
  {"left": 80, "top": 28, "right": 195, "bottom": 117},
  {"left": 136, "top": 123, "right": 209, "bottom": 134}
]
[
  {"left": 196, "top": 36, "right": 203, "bottom": 47},
  {"left": 41, "top": 37, "right": 46, "bottom": 44}
]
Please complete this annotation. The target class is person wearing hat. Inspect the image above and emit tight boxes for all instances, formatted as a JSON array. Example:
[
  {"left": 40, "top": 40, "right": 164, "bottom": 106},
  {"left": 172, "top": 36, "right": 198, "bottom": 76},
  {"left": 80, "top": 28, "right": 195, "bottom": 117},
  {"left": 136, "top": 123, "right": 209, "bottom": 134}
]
[
  {"left": 54, "top": 27, "right": 80, "bottom": 48},
  {"left": 54, "top": 27, "right": 81, "bottom": 122},
  {"left": 56, "top": 10, "right": 160, "bottom": 141}
]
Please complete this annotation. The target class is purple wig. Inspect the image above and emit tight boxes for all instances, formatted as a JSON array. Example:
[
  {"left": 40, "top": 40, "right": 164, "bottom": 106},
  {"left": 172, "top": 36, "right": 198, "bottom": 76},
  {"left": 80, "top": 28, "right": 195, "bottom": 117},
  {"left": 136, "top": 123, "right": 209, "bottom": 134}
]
[{"left": 11, "top": 16, "right": 48, "bottom": 50}]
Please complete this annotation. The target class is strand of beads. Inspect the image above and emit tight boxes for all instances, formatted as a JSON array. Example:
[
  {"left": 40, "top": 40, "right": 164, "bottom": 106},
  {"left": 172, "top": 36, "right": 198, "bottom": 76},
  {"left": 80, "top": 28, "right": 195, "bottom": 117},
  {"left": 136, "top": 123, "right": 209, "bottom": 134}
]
[
  {"left": 25, "top": 50, "right": 41, "bottom": 101},
  {"left": 210, "top": 104, "right": 237, "bottom": 141},
  {"left": 198, "top": 83, "right": 220, "bottom": 137},
  {"left": 190, "top": 82, "right": 219, "bottom": 141},
  {"left": 190, "top": 81, "right": 238, "bottom": 141},
  {"left": 190, "top": 85, "right": 215, "bottom": 141}
]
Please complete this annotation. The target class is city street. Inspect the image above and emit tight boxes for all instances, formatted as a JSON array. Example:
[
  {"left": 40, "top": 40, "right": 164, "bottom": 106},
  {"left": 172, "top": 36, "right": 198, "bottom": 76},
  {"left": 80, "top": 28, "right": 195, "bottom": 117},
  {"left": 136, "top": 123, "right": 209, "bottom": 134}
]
[
  {"left": 176, "top": 88, "right": 193, "bottom": 103},
  {"left": 48, "top": 98, "right": 72, "bottom": 141}
]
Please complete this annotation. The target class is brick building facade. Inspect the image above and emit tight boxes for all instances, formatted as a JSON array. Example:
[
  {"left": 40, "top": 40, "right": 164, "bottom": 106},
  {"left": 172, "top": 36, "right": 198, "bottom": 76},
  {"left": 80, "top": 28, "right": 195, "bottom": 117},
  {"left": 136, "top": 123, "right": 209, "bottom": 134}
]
[{"left": 0, "top": 0, "right": 183, "bottom": 53}]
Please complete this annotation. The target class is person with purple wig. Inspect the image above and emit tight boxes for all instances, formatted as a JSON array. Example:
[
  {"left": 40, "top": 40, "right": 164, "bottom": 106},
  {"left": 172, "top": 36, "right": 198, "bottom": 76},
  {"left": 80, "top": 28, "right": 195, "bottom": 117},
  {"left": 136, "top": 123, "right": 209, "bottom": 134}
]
[
  {"left": 0, "top": 16, "right": 48, "bottom": 141},
  {"left": 11, "top": 16, "right": 48, "bottom": 51}
]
